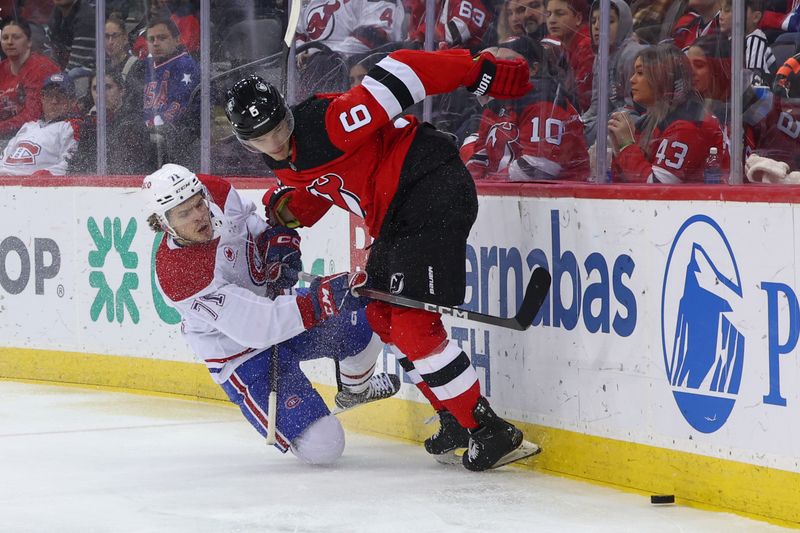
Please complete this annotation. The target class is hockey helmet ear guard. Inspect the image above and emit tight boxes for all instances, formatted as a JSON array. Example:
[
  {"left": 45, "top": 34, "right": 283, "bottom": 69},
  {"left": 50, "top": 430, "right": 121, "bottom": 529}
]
[
  {"left": 225, "top": 75, "right": 295, "bottom": 148},
  {"left": 142, "top": 163, "right": 210, "bottom": 237}
]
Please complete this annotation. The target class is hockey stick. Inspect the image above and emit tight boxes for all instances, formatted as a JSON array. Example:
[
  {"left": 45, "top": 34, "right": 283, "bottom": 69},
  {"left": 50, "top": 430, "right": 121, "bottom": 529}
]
[
  {"left": 264, "top": 0, "right": 302, "bottom": 449},
  {"left": 281, "top": 0, "right": 302, "bottom": 96},
  {"left": 298, "top": 267, "right": 551, "bottom": 331},
  {"left": 265, "top": 344, "right": 279, "bottom": 445}
]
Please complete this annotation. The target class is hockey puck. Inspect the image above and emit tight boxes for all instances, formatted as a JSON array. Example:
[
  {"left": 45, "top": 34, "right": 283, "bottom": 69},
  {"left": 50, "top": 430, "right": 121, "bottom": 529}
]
[{"left": 650, "top": 494, "right": 675, "bottom": 505}]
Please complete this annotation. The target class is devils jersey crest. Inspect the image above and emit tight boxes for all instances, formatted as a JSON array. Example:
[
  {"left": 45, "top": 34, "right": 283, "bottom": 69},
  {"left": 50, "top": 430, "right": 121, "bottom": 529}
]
[
  {"left": 307, "top": 173, "right": 366, "bottom": 218},
  {"left": 305, "top": 0, "right": 342, "bottom": 41}
]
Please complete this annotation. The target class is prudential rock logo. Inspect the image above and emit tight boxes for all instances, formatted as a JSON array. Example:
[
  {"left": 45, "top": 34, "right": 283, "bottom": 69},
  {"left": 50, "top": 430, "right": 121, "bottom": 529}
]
[{"left": 661, "top": 215, "right": 745, "bottom": 433}]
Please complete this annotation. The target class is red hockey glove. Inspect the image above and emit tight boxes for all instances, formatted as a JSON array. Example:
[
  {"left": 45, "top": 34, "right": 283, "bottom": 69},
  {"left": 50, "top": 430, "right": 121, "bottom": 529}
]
[
  {"left": 296, "top": 271, "right": 369, "bottom": 329},
  {"left": 262, "top": 185, "right": 301, "bottom": 228},
  {"left": 463, "top": 52, "right": 533, "bottom": 99}
]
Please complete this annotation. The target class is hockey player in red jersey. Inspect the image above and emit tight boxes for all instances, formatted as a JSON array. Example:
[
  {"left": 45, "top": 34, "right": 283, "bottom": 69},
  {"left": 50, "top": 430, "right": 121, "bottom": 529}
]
[
  {"left": 143, "top": 164, "right": 401, "bottom": 465},
  {"left": 465, "top": 36, "right": 589, "bottom": 181},
  {"left": 225, "top": 49, "right": 538, "bottom": 471},
  {"left": 608, "top": 43, "right": 727, "bottom": 183}
]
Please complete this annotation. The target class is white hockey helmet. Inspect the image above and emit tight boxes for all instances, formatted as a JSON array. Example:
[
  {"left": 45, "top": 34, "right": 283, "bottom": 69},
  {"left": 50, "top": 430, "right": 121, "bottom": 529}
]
[{"left": 142, "top": 164, "right": 208, "bottom": 236}]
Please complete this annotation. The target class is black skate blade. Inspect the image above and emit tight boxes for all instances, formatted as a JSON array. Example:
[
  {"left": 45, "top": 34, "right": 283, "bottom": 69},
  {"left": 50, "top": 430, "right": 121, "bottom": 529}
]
[
  {"left": 434, "top": 440, "right": 541, "bottom": 468},
  {"left": 490, "top": 439, "right": 541, "bottom": 468}
]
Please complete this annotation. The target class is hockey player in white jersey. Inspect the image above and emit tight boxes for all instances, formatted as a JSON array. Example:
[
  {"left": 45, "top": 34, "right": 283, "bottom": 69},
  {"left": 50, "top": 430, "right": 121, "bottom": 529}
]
[{"left": 143, "top": 164, "right": 400, "bottom": 465}]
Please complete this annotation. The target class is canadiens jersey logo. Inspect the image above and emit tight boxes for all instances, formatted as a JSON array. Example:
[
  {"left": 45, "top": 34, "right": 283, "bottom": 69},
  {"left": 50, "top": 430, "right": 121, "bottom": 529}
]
[
  {"left": 307, "top": 173, "right": 366, "bottom": 218},
  {"left": 5, "top": 141, "right": 42, "bottom": 165},
  {"left": 305, "top": 0, "right": 341, "bottom": 41},
  {"left": 285, "top": 395, "right": 302, "bottom": 409},
  {"left": 246, "top": 230, "right": 269, "bottom": 286}
]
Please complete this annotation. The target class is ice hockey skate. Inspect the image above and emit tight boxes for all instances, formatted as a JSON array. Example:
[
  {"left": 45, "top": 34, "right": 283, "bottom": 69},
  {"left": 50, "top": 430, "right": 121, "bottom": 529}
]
[
  {"left": 424, "top": 410, "right": 472, "bottom": 465},
  {"left": 332, "top": 372, "right": 401, "bottom": 414},
  {"left": 461, "top": 397, "right": 541, "bottom": 471}
]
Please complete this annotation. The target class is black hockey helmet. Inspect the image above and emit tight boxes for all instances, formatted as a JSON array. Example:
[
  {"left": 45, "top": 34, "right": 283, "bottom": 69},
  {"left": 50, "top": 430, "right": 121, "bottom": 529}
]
[{"left": 225, "top": 75, "right": 289, "bottom": 141}]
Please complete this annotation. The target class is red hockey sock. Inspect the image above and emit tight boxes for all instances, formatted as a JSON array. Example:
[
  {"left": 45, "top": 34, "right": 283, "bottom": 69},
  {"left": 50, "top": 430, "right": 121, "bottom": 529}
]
[
  {"left": 414, "top": 380, "right": 446, "bottom": 412},
  {"left": 438, "top": 381, "right": 481, "bottom": 429},
  {"left": 395, "top": 351, "right": 446, "bottom": 411}
]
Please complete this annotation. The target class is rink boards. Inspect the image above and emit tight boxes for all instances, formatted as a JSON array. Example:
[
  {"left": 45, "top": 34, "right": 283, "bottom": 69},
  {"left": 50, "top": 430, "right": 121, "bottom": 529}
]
[{"left": 0, "top": 178, "right": 799, "bottom": 526}]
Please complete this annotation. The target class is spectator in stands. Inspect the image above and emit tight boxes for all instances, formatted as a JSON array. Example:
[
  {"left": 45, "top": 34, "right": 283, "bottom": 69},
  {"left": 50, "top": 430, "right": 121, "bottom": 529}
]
[
  {"left": 754, "top": 52, "right": 800, "bottom": 169},
  {"left": 690, "top": 33, "right": 774, "bottom": 157},
  {"left": 295, "top": 0, "right": 405, "bottom": 97},
  {"left": 105, "top": 14, "right": 146, "bottom": 114},
  {"left": 687, "top": 34, "right": 731, "bottom": 116},
  {"left": 463, "top": 36, "right": 588, "bottom": 181},
  {"left": 0, "top": 71, "right": 81, "bottom": 175},
  {"left": 132, "top": 0, "right": 199, "bottom": 58},
  {"left": 46, "top": 0, "right": 96, "bottom": 71},
  {"left": 6, "top": 0, "right": 52, "bottom": 52},
  {"left": 608, "top": 43, "right": 727, "bottom": 183},
  {"left": 582, "top": 0, "right": 646, "bottom": 145},
  {"left": 671, "top": 0, "right": 721, "bottom": 51},
  {"left": 759, "top": 0, "right": 800, "bottom": 36},
  {"left": 348, "top": 52, "right": 385, "bottom": 89},
  {"left": 143, "top": 16, "right": 200, "bottom": 167},
  {"left": 497, "top": 0, "right": 547, "bottom": 42},
  {"left": 70, "top": 71, "right": 155, "bottom": 175},
  {"left": 0, "top": 19, "right": 60, "bottom": 139},
  {"left": 718, "top": 0, "right": 775, "bottom": 86},
  {"left": 407, "top": 0, "right": 491, "bottom": 51},
  {"left": 545, "top": 0, "right": 593, "bottom": 112},
  {"left": 105, "top": 14, "right": 137, "bottom": 78}
]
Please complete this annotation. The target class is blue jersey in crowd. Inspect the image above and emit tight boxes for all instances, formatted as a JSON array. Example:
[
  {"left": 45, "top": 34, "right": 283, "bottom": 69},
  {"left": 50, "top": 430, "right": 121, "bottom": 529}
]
[{"left": 143, "top": 51, "right": 200, "bottom": 126}]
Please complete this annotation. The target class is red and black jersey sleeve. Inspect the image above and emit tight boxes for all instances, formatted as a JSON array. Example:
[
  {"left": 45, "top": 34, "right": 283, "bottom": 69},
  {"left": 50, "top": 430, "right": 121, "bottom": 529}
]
[{"left": 323, "top": 49, "right": 476, "bottom": 151}]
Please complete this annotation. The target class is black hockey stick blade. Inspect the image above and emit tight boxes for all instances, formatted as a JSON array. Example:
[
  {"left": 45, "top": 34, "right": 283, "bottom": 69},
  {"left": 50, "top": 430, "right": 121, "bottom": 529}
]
[
  {"left": 512, "top": 266, "right": 551, "bottom": 329},
  {"left": 311, "top": 267, "right": 551, "bottom": 331}
]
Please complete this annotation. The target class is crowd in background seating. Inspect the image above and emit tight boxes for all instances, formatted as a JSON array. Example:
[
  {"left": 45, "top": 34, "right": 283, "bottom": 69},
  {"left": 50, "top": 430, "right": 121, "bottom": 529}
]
[{"left": 1, "top": 0, "right": 799, "bottom": 183}]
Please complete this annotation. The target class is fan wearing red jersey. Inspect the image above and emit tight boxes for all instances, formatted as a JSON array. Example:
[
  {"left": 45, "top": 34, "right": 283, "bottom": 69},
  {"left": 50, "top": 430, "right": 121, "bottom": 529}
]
[
  {"left": 225, "top": 49, "right": 536, "bottom": 471},
  {"left": 609, "top": 43, "right": 727, "bottom": 183},
  {"left": 544, "top": 0, "right": 593, "bottom": 112},
  {"left": 466, "top": 37, "right": 588, "bottom": 181},
  {"left": 0, "top": 20, "right": 60, "bottom": 138},
  {"left": 407, "top": 0, "right": 494, "bottom": 50},
  {"left": 143, "top": 164, "right": 400, "bottom": 465},
  {"left": 671, "top": 0, "right": 721, "bottom": 52}
]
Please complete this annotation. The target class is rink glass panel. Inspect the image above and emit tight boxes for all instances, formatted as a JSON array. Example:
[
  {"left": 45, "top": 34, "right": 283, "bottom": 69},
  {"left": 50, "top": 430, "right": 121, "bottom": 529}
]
[{"left": 78, "top": 1, "right": 759, "bottom": 177}]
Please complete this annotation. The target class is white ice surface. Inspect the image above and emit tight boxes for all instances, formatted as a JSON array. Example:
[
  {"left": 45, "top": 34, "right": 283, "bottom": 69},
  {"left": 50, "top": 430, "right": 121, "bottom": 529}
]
[{"left": 0, "top": 381, "right": 789, "bottom": 533}]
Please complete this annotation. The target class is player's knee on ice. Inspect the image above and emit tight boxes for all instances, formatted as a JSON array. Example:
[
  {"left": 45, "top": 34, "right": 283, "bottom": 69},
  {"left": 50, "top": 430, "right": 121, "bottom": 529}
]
[{"left": 290, "top": 415, "right": 345, "bottom": 465}]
